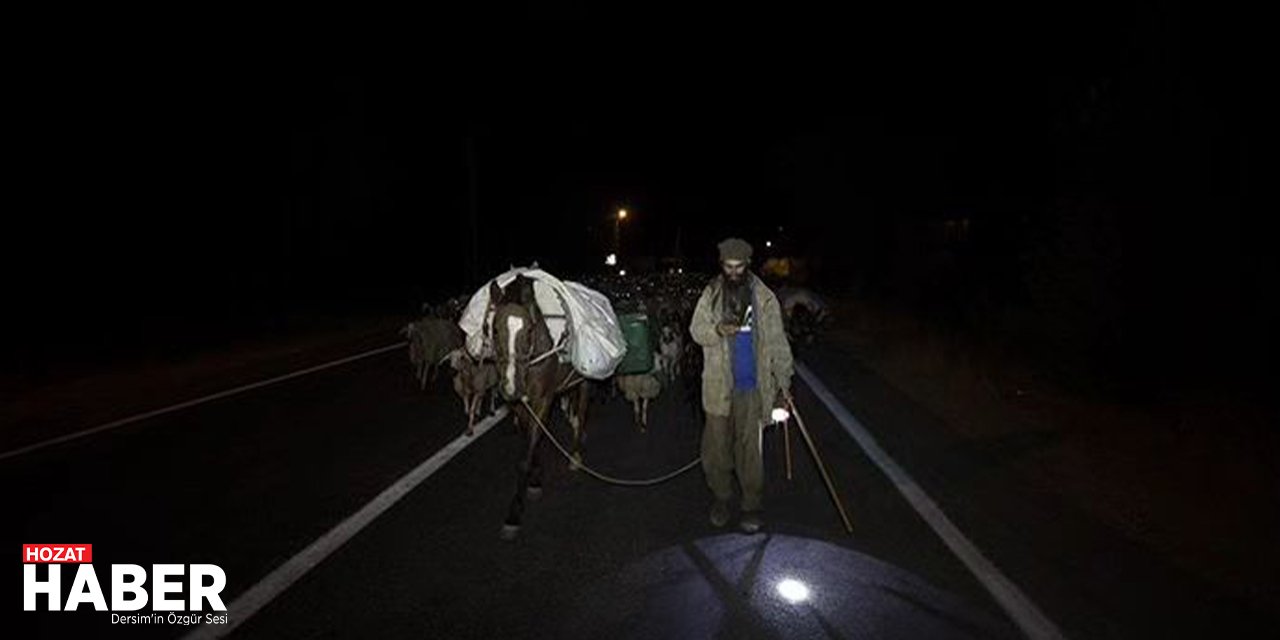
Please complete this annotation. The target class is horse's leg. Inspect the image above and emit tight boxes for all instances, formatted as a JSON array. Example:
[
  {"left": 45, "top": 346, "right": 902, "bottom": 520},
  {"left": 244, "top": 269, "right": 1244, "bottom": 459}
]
[
  {"left": 465, "top": 393, "right": 477, "bottom": 436},
  {"left": 567, "top": 384, "right": 589, "bottom": 471},
  {"left": 642, "top": 397, "right": 650, "bottom": 430},
  {"left": 511, "top": 403, "right": 525, "bottom": 434},
  {"left": 501, "top": 402, "right": 538, "bottom": 541},
  {"left": 565, "top": 391, "right": 581, "bottom": 471},
  {"left": 573, "top": 382, "right": 590, "bottom": 448},
  {"left": 526, "top": 397, "right": 549, "bottom": 500}
]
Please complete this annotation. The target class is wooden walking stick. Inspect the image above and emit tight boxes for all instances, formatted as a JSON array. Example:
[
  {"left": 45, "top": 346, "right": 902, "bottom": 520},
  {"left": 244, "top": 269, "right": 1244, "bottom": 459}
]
[
  {"left": 783, "top": 388, "right": 854, "bottom": 534},
  {"left": 783, "top": 417, "right": 793, "bottom": 481}
]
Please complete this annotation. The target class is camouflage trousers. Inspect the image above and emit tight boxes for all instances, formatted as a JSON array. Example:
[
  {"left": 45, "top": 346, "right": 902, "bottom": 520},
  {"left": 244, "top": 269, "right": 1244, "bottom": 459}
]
[{"left": 701, "top": 388, "right": 764, "bottom": 512}]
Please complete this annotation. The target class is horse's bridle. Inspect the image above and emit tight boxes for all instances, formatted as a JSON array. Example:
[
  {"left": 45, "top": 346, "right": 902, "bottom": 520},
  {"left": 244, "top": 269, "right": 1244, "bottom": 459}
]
[
  {"left": 528, "top": 339, "right": 566, "bottom": 367},
  {"left": 488, "top": 302, "right": 562, "bottom": 369}
]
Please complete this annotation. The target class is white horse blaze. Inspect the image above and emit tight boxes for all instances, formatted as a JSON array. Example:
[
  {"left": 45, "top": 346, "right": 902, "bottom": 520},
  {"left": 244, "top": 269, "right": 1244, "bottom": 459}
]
[{"left": 504, "top": 316, "right": 524, "bottom": 396}]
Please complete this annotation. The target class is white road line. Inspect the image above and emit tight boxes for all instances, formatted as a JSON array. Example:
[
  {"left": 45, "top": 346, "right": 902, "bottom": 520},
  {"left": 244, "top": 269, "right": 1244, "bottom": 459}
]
[
  {"left": 796, "top": 362, "right": 1070, "bottom": 640},
  {"left": 184, "top": 406, "right": 511, "bottom": 640},
  {"left": 0, "top": 342, "right": 408, "bottom": 462}
]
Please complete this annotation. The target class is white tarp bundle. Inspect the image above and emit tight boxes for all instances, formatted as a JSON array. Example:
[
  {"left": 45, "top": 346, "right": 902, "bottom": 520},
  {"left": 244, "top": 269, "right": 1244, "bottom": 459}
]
[{"left": 458, "top": 267, "right": 626, "bottom": 380}]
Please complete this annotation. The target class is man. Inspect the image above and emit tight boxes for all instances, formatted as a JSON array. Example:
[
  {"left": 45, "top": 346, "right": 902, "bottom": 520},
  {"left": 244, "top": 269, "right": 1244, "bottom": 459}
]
[{"left": 690, "top": 237, "right": 795, "bottom": 533}]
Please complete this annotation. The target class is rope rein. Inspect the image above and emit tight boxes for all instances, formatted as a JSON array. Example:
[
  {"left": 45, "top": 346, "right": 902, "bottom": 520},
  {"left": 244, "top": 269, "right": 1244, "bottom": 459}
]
[
  {"left": 462, "top": 277, "right": 853, "bottom": 531},
  {"left": 519, "top": 392, "right": 702, "bottom": 487},
  {"left": 528, "top": 340, "right": 566, "bottom": 367},
  {"left": 484, "top": 280, "right": 698, "bottom": 487}
]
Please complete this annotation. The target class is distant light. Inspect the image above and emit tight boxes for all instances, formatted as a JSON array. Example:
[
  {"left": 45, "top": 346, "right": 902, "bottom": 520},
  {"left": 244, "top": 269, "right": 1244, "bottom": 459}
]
[
  {"left": 677, "top": 268, "right": 683, "bottom": 274},
  {"left": 766, "top": 241, "right": 773, "bottom": 248},
  {"left": 619, "top": 270, "right": 627, "bottom": 276},
  {"left": 606, "top": 253, "right": 617, "bottom": 266},
  {"left": 771, "top": 407, "right": 790, "bottom": 423},
  {"left": 618, "top": 209, "right": 628, "bottom": 220},
  {"left": 776, "top": 578, "right": 810, "bottom": 603}
]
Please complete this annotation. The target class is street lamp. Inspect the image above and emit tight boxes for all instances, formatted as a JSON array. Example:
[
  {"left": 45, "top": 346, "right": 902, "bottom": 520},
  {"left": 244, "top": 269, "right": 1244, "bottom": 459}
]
[{"left": 614, "top": 208, "right": 628, "bottom": 263}]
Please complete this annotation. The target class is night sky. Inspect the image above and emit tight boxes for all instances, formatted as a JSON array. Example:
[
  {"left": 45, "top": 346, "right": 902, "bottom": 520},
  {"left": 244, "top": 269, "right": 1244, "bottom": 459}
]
[{"left": 5, "top": 6, "right": 1270, "bottom": 390}]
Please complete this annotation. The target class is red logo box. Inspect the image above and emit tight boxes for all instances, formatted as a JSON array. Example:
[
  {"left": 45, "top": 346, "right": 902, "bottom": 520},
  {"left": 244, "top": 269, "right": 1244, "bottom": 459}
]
[{"left": 23, "top": 544, "right": 92, "bottom": 563}]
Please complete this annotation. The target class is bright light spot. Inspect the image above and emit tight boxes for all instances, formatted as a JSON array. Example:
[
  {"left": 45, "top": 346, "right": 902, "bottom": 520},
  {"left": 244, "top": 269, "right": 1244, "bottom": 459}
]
[
  {"left": 618, "top": 209, "right": 628, "bottom": 220},
  {"left": 776, "top": 578, "right": 810, "bottom": 603},
  {"left": 619, "top": 270, "right": 627, "bottom": 276},
  {"left": 606, "top": 253, "right": 617, "bottom": 266},
  {"left": 771, "top": 407, "right": 790, "bottom": 423},
  {"left": 677, "top": 268, "right": 683, "bottom": 274},
  {"left": 766, "top": 241, "right": 773, "bottom": 248}
]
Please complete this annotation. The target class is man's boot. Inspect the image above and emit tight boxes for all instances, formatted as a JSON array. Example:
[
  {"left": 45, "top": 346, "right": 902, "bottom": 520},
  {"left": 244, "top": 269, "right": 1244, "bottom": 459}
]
[{"left": 709, "top": 500, "right": 731, "bottom": 528}]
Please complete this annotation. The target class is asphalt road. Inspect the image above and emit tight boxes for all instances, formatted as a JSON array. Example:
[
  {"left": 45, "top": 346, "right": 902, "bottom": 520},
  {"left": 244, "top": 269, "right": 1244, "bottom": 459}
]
[{"left": 6, "top": 337, "right": 1272, "bottom": 638}]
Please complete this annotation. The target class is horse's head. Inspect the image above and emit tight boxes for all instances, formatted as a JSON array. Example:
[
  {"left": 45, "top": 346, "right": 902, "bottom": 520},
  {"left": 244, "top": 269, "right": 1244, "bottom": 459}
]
[{"left": 489, "top": 277, "right": 546, "bottom": 401}]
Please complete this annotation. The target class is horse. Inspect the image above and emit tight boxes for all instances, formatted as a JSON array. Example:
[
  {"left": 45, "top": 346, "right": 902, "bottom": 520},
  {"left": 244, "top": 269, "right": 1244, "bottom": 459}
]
[{"left": 487, "top": 276, "right": 591, "bottom": 540}]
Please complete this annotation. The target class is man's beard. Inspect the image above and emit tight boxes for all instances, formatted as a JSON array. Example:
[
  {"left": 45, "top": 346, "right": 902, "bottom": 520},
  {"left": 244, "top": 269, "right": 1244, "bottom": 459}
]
[{"left": 723, "top": 274, "right": 749, "bottom": 324}]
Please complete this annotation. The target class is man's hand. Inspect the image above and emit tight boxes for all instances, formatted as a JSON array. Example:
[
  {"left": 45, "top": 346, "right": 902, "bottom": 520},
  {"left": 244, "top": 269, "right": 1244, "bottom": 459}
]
[
  {"left": 716, "top": 322, "right": 739, "bottom": 337},
  {"left": 774, "top": 386, "right": 791, "bottom": 411}
]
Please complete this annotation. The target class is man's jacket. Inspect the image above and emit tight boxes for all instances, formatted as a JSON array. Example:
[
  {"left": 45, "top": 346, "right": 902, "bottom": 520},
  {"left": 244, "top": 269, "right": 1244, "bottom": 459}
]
[{"left": 689, "top": 274, "right": 795, "bottom": 418}]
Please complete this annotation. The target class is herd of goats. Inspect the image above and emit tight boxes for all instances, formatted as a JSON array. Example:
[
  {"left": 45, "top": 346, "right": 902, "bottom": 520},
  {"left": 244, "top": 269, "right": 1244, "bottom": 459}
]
[
  {"left": 401, "top": 271, "right": 828, "bottom": 436},
  {"left": 401, "top": 272, "right": 708, "bottom": 435}
]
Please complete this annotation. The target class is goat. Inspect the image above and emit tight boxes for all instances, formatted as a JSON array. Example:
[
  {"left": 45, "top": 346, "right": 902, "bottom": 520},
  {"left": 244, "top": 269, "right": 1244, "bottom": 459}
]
[
  {"left": 616, "top": 363, "right": 663, "bottom": 432},
  {"left": 402, "top": 317, "right": 464, "bottom": 390},
  {"left": 657, "top": 324, "right": 684, "bottom": 381},
  {"left": 448, "top": 349, "right": 499, "bottom": 437}
]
